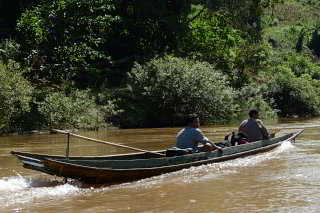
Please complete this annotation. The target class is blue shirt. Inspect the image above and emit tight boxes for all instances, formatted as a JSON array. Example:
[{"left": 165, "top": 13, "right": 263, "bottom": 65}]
[{"left": 176, "top": 127, "right": 210, "bottom": 152}]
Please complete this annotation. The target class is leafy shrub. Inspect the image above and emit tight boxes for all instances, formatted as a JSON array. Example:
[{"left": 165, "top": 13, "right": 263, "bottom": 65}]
[
  {"left": 127, "top": 56, "right": 237, "bottom": 127},
  {"left": 263, "top": 66, "right": 320, "bottom": 116},
  {"left": 230, "top": 41, "right": 272, "bottom": 88},
  {"left": 37, "top": 89, "right": 118, "bottom": 130},
  {"left": 288, "top": 53, "right": 320, "bottom": 79},
  {"left": 180, "top": 8, "right": 241, "bottom": 71},
  {"left": 0, "top": 61, "right": 33, "bottom": 133},
  {"left": 0, "top": 39, "right": 21, "bottom": 63},
  {"left": 100, "top": 88, "right": 145, "bottom": 128},
  {"left": 234, "top": 84, "right": 277, "bottom": 120},
  {"left": 308, "top": 28, "right": 320, "bottom": 57},
  {"left": 17, "top": 0, "right": 119, "bottom": 87},
  {"left": 266, "top": 50, "right": 320, "bottom": 79},
  {"left": 295, "top": 0, "right": 320, "bottom": 8},
  {"left": 271, "top": 1, "right": 318, "bottom": 26}
]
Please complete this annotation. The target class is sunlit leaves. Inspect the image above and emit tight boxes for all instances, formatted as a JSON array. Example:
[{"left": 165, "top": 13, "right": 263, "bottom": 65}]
[
  {"left": 264, "top": 66, "right": 320, "bottom": 116},
  {"left": 128, "top": 56, "right": 237, "bottom": 126},
  {"left": 0, "top": 61, "right": 33, "bottom": 133}
]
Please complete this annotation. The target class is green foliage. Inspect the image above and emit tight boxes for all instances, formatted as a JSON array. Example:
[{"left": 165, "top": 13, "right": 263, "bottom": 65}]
[
  {"left": 113, "top": 0, "right": 191, "bottom": 58},
  {"left": 264, "top": 0, "right": 320, "bottom": 53},
  {"left": 296, "top": 29, "right": 305, "bottom": 52},
  {"left": 1, "top": 0, "right": 320, "bottom": 132},
  {"left": 0, "top": 61, "right": 33, "bottom": 133},
  {"left": 17, "top": 8, "right": 46, "bottom": 46},
  {"left": 14, "top": 0, "right": 283, "bottom": 89},
  {"left": 37, "top": 89, "right": 117, "bottom": 130},
  {"left": 99, "top": 88, "right": 143, "bottom": 128},
  {"left": 230, "top": 41, "right": 272, "bottom": 88},
  {"left": 16, "top": 0, "right": 195, "bottom": 88},
  {"left": 205, "top": 0, "right": 281, "bottom": 42},
  {"left": 308, "top": 28, "right": 320, "bottom": 57},
  {"left": 0, "top": 39, "right": 21, "bottom": 63},
  {"left": 180, "top": 8, "right": 241, "bottom": 71},
  {"left": 234, "top": 84, "right": 277, "bottom": 120},
  {"left": 127, "top": 56, "right": 237, "bottom": 127},
  {"left": 269, "top": 0, "right": 319, "bottom": 27},
  {"left": 266, "top": 50, "right": 320, "bottom": 79},
  {"left": 263, "top": 66, "right": 320, "bottom": 116},
  {"left": 265, "top": 25, "right": 309, "bottom": 50},
  {"left": 17, "top": 0, "right": 119, "bottom": 87},
  {"left": 293, "top": 0, "right": 320, "bottom": 8},
  {"left": 288, "top": 53, "right": 320, "bottom": 79}
]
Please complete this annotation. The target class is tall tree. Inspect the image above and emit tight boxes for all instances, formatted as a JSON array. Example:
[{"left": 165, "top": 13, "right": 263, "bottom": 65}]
[
  {"left": 17, "top": 0, "right": 193, "bottom": 88},
  {"left": 0, "top": 0, "right": 40, "bottom": 39}
]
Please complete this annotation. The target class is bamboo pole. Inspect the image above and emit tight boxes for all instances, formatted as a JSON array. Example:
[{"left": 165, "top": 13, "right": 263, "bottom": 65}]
[{"left": 52, "top": 129, "right": 165, "bottom": 156}]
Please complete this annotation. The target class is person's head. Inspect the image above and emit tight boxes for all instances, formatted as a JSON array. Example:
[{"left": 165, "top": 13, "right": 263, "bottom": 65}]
[
  {"left": 249, "top": 109, "right": 259, "bottom": 119},
  {"left": 186, "top": 114, "right": 200, "bottom": 128}
]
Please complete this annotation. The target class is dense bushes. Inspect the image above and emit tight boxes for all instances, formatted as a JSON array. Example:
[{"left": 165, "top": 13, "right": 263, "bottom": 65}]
[
  {"left": 0, "top": 39, "right": 20, "bottom": 63},
  {"left": 234, "top": 85, "right": 277, "bottom": 120},
  {"left": 309, "top": 29, "right": 320, "bottom": 57},
  {"left": 126, "top": 56, "right": 237, "bottom": 127},
  {"left": 0, "top": 61, "right": 33, "bottom": 133},
  {"left": 0, "top": 60, "right": 119, "bottom": 133},
  {"left": 0, "top": 0, "right": 320, "bottom": 132},
  {"left": 180, "top": 8, "right": 241, "bottom": 71},
  {"left": 12, "top": 88, "right": 120, "bottom": 133},
  {"left": 288, "top": 53, "right": 320, "bottom": 79},
  {"left": 17, "top": 0, "right": 119, "bottom": 87},
  {"left": 263, "top": 66, "right": 320, "bottom": 116},
  {"left": 37, "top": 89, "right": 120, "bottom": 130}
]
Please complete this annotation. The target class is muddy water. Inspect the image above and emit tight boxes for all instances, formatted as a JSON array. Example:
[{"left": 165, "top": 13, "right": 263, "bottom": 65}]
[{"left": 1, "top": 118, "right": 320, "bottom": 213}]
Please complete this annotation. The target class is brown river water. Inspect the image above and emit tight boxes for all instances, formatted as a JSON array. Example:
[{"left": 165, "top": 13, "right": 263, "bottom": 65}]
[{"left": 1, "top": 118, "right": 320, "bottom": 213}]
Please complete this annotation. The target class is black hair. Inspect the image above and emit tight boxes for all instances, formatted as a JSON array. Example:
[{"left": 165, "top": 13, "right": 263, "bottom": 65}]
[
  {"left": 186, "top": 114, "right": 199, "bottom": 125},
  {"left": 249, "top": 109, "right": 259, "bottom": 118}
]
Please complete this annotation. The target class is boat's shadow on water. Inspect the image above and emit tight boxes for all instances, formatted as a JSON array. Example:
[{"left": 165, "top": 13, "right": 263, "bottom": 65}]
[
  {"left": 25, "top": 177, "right": 64, "bottom": 188},
  {"left": 25, "top": 177, "right": 114, "bottom": 188}
]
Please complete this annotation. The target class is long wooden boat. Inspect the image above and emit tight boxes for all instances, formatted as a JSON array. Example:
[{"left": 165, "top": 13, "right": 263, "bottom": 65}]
[
  {"left": 12, "top": 129, "right": 303, "bottom": 184},
  {"left": 11, "top": 150, "right": 165, "bottom": 173}
]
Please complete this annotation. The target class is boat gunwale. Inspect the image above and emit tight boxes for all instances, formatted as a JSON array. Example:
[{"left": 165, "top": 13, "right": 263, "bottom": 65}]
[{"left": 11, "top": 150, "right": 167, "bottom": 160}]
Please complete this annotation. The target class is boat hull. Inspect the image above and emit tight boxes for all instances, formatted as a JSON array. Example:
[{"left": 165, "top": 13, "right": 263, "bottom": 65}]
[
  {"left": 12, "top": 129, "right": 304, "bottom": 184},
  {"left": 43, "top": 140, "right": 287, "bottom": 183}
]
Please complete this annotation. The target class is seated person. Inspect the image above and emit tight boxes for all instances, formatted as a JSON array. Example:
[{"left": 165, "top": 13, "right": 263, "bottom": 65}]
[
  {"left": 176, "top": 114, "right": 222, "bottom": 152},
  {"left": 238, "top": 109, "right": 270, "bottom": 142}
]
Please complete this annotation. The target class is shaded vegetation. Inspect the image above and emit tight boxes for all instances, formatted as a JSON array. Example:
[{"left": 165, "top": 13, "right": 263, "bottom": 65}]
[
  {"left": 0, "top": 0, "right": 320, "bottom": 133},
  {"left": 263, "top": 66, "right": 320, "bottom": 116}
]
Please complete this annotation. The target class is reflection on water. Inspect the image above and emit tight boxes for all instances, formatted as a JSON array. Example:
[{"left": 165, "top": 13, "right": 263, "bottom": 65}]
[{"left": 1, "top": 118, "right": 320, "bottom": 212}]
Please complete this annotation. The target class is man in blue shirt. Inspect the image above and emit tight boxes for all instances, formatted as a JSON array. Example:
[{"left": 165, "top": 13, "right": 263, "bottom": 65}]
[{"left": 176, "top": 114, "right": 222, "bottom": 152}]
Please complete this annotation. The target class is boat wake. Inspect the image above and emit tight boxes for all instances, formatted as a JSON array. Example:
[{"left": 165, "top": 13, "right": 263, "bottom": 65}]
[
  {"left": 110, "top": 140, "right": 296, "bottom": 190},
  {"left": 0, "top": 175, "right": 28, "bottom": 192},
  {"left": 0, "top": 174, "right": 89, "bottom": 212},
  {"left": 0, "top": 140, "right": 296, "bottom": 211}
]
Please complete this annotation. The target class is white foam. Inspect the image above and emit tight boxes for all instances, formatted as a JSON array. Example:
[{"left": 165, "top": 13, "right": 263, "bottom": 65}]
[
  {"left": 0, "top": 176, "right": 29, "bottom": 192},
  {"left": 0, "top": 176, "right": 89, "bottom": 211},
  {"left": 1, "top": 141, "right": 296, "bottom": 211}
]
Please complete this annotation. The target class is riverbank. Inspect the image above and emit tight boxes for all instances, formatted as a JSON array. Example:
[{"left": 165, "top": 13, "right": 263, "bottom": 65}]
[{"left": 0, "top": 126, "right": 119, "bottom": 137}]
